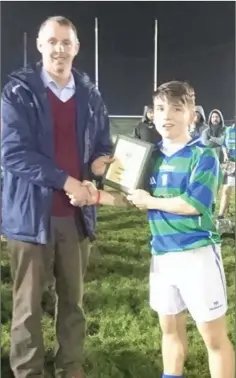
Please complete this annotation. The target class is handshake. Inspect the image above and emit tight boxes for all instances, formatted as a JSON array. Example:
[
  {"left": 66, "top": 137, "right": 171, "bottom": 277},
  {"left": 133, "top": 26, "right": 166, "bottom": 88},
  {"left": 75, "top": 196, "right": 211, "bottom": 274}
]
[
  {"left": 65, "top": 180, "right": 99, "bottom": 207},
  {"left": 63, "top": 175, "right": 153, "bottom": 209}
]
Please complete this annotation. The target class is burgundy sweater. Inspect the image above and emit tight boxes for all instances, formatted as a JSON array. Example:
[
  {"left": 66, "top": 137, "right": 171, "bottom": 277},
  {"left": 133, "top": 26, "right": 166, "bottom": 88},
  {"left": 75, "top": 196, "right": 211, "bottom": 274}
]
[{"left": 47, "top": 89, "right": 80, "bottom": 217}]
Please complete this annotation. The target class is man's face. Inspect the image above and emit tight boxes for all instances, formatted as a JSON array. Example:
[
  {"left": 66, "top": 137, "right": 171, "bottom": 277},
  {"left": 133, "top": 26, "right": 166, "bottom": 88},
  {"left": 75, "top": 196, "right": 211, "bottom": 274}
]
[
  {"left": 194, "top": 112, "right": 201, "bottom": 125},
  {"left": 146, "top": 110, "right": 154, "bottom": 121},
  {"left": 211, "top": 112, "right": 221, "bottom": 125},
  {"left": 153, "top": 97, "right": 194, "bottom": 140},
  {"left": 37, "top": 21, "right": 79, "bottom": 75}
]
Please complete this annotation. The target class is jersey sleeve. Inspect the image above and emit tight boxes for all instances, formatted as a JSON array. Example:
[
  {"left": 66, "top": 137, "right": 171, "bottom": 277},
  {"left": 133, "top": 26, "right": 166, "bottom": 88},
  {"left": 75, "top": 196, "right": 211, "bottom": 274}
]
[{"left": 180, "top": 150, "right": 222, "bottom": 214}]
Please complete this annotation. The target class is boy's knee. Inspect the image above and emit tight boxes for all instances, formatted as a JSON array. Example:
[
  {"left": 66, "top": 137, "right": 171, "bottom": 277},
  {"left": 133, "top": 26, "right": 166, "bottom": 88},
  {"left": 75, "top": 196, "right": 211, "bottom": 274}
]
[{"left": 197, "top": 315, "right": 229, "bottom": 350}]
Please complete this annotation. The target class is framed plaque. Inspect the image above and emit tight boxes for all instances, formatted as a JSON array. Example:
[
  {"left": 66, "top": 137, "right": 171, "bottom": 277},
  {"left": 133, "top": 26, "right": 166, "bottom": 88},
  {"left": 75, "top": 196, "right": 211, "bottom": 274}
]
[{"left": 103, "top": 134, "right": 154, "bottom": 193}]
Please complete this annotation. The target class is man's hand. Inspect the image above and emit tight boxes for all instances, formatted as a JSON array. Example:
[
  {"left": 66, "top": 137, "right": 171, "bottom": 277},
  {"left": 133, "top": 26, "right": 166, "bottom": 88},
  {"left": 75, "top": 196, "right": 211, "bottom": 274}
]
[
  {"left": 63, "top": 176, "right": 89, "bottom": 206},
  {"left": 66, "top": 180, "right": 99, "bottom": 207},
  {"left": 82, "top": 181, "right": 99, "bottom": 205},
  {"left": 91, "top": 155, "right": 115, "bottom": 176},
  {"left": 127, "top": 189, "right": 152, "bottom": 210}
]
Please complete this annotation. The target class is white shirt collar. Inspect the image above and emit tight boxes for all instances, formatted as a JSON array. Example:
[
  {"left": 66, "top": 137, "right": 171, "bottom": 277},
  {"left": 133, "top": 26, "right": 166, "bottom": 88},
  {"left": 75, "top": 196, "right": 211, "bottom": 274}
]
[{"left": 40, "top": 67, "right": 75, "bottom": 89}]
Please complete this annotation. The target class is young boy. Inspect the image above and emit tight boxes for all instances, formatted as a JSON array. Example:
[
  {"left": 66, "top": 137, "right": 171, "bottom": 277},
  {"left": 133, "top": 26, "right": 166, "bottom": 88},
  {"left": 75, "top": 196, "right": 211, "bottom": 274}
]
[{"left": 68, "top": 81, "right": 234, "bottom": 378}]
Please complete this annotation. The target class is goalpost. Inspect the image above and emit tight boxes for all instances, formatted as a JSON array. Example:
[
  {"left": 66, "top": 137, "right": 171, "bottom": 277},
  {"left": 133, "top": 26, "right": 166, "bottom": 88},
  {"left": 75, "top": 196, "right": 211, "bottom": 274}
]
[
  {"left": 94, "top": 18, "right": 159, "bottom": 112},
  {"left": 94, "top": 18, "right": 159, "bottom": 139}
]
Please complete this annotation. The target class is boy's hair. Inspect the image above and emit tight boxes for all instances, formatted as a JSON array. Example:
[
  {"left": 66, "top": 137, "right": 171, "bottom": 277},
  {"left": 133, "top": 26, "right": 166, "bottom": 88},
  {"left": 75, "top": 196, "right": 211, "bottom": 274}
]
[
  {"left": 38, "top": 16, "right": 79, "bottom": 40},
  {"left": 153, "top": 81, "right": 195, "bottom": 107}
]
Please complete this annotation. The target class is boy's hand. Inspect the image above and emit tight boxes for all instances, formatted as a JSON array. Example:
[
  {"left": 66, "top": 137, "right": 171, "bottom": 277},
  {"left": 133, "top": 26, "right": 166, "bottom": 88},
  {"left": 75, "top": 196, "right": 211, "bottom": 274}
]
[{"left": 127, "top": 189, "right": 152, "bottom": 210}]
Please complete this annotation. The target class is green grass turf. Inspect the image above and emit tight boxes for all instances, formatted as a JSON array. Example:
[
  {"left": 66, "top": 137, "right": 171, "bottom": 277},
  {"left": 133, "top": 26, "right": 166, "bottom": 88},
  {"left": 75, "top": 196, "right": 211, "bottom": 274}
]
[{"left": 1, "top": 192, "right": 235, "bottom": 378}]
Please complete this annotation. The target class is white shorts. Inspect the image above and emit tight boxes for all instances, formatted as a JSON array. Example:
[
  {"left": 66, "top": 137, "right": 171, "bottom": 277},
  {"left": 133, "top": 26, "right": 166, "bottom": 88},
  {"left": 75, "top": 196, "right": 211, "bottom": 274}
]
[{"left": 149, "top": 245, "right": 228, "bottom": 323}]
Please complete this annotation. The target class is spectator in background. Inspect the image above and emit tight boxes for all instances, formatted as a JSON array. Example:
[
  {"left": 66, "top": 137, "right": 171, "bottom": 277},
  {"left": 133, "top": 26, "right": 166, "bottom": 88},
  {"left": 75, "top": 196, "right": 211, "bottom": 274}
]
[
  {"left": 201, "top": 109, "right": 225, "bottom": 163},
  {"left": 189, "top": 105, "right": 208, "bottom": 138},
  {"left": 217, "top": 122, "right": 236, "bottom": 220},
  {"left": 133, "top": 105, "right": 162, "bottom": 144},
  {"left": 201, "top": 109, "right": 226, "bottom": 214}
]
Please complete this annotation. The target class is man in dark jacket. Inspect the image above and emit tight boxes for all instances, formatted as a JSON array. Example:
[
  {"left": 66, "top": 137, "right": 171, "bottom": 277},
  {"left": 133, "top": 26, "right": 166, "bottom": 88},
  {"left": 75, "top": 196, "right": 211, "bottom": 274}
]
[
  {"left": 1, "top": 16, "right": 113, "bottom": 378},
  {"left": 133, "top": 105, "right": 162, "bottom": 144},
  {"left": 189, "top": 105, "right": 208, "bottom": 138},
  {"left": 201, "top": 109, "right": 225, "bottom": 162},
  {"left": 201, "top": 109, "right": 226, "bottom": 214}
]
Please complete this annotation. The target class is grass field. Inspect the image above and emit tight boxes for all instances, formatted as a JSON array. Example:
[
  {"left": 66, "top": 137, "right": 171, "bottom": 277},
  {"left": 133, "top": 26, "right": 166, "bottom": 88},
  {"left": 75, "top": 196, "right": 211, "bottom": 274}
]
[{"left": 1, "top": 192, "right": 235, "bottom": 378}]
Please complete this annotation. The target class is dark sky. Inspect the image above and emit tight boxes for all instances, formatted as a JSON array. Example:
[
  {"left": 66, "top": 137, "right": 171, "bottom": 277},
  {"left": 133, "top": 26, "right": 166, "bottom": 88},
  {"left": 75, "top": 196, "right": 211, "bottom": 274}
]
[{"left": 1, "top": 1, "right": 235, "bottom": 118}]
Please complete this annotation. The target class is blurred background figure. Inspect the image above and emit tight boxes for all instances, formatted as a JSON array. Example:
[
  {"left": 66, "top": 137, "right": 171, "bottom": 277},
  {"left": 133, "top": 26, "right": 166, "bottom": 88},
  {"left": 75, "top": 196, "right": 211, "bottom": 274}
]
[
  {"left": 189, "top": 105, "right": 208, "bottom": 138},
  {"left": 133, "top": 105, "right": 162, "bottom": 144},
  {"left": 201, "top": 109, "right": 226, "bottom": 214},
  {"left": 202, "top": 109, "right": 226, "bottom": 163},
  {"left": 216, "top": 122, "right": 235, "bottom": 234}
]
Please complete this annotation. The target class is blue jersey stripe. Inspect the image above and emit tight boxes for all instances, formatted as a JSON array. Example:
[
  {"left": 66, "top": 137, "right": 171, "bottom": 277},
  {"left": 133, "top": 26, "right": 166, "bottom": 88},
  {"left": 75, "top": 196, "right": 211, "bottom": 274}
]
[
  {"left": 151, "top": 230, "right": 211, "bottom": 252},
  {"left": 186, "top": 181, "right": 213, "bottom": 208},
  {"left": 193, "top": 156, "right": 218, "bottom": 177},
  {"left": 148, "top": 210, "right": 199, "bottom": 221}
]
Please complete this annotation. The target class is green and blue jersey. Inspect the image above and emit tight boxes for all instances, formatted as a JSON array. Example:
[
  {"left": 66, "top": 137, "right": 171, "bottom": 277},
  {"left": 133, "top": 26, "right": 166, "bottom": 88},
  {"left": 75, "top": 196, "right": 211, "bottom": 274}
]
[
  {"left": 147, "top": 139, "right": 221, "bottom": 254},
  {"left": 224, "top": 124, "right": 236, "bottom": 162}
]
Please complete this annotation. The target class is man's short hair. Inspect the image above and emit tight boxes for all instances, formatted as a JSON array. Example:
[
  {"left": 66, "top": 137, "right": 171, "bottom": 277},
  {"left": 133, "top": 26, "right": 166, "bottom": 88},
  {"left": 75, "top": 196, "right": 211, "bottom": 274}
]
[
  {"left": 38, "top": 16, "right": 78, "bottom": 40},
  {"left": 153, "top": 81, "right": 195, "bottom": 107}
]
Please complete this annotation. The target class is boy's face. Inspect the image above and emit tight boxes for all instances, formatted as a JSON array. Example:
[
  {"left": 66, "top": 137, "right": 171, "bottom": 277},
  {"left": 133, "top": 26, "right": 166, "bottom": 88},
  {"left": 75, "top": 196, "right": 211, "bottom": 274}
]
[{"left": 153, "top": 97, "right": 194, "bottom": 140}]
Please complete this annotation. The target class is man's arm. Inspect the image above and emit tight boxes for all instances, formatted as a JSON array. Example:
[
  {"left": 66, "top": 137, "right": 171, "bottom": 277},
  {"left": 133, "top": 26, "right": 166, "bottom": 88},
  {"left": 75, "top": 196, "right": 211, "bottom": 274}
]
[
  {"left": 209, "top": 133, "right": 225, "bottom": 146},
  {"left": 1, "top": 89, "right": 89, "bottom": 203},
  {"left": 89, "top": 91, "right": 113, "bottom": 163},
  {"left": 132, "top": 123, "right": 141, "bottom": 139},
  {"left": 201, "top": 128, "right": 213, "bottom": 147},
  {"left": 86, "top": 91, "right": 114, "bottom": 177},
  {"left": 1, "top": 89, "right": 68, "bottom": 189},
  {"left": 201, "top": 127, "right": 225, "bottom": 147}
]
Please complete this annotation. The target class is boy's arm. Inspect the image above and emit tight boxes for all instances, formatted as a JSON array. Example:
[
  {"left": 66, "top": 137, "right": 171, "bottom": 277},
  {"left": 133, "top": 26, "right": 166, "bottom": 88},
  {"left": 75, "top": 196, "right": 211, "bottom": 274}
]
[
  {"left": 127, "top": 190, "right": 198, "bottom": 215},
  {"left": 128, "top": 150, "right": 220, "bottom": 216},
  {"left": 100, "top": 190, "right": 131, "bottom": 207},
  {"left": 147, "top": 195, "right": 199, "bottom": 215}
]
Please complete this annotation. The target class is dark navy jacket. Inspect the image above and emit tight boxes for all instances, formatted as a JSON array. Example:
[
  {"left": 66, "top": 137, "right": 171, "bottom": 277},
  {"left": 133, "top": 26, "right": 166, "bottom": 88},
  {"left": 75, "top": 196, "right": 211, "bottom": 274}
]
[{"left": 1, "top": 63, "right": 113, "bottom": 244}]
